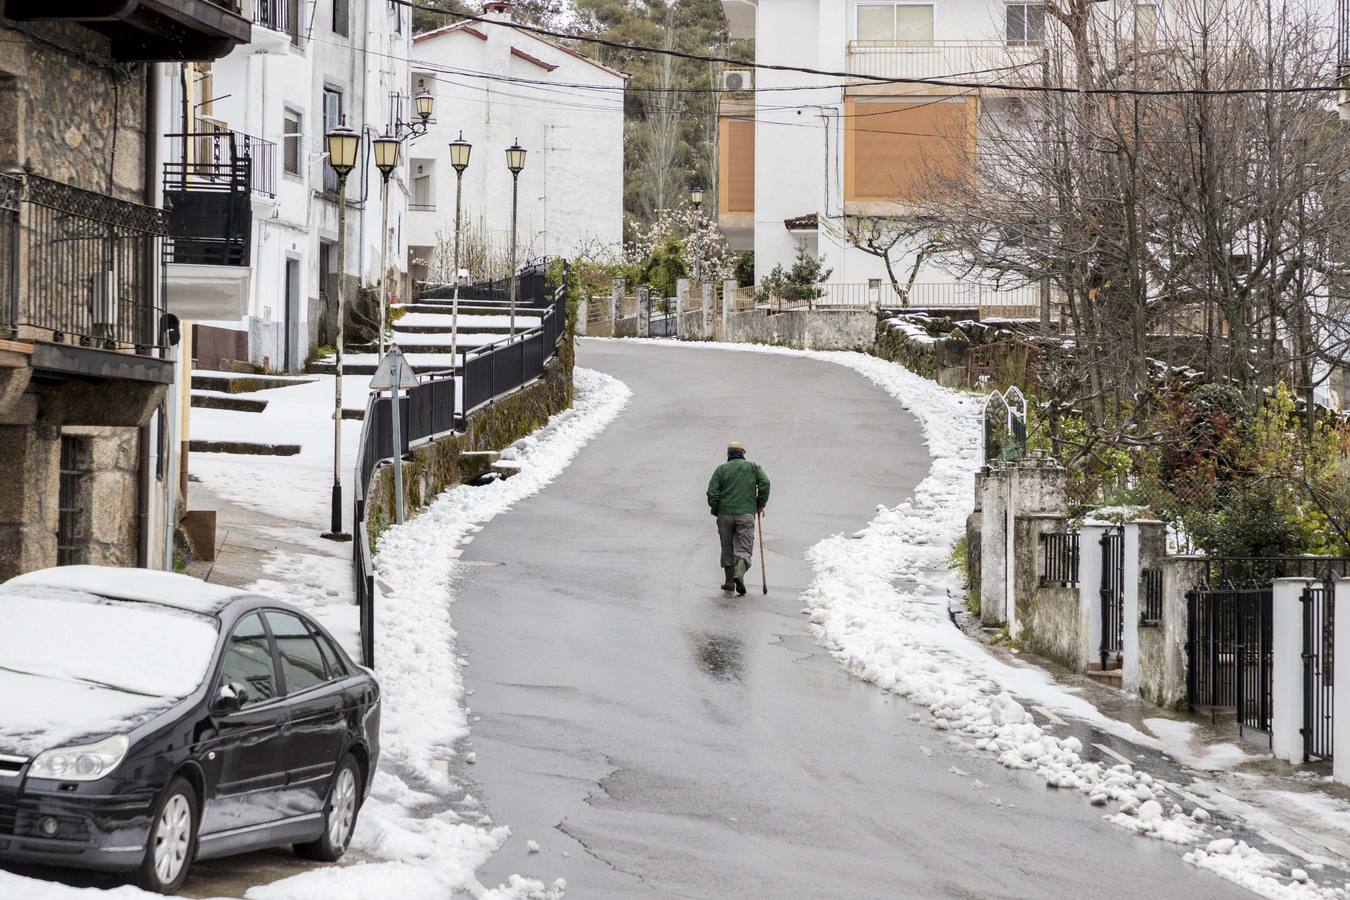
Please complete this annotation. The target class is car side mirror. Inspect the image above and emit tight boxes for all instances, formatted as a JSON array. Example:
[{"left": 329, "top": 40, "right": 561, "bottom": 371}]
[{"left": 212, "top": 682, "right": 249, "bottom": 714}]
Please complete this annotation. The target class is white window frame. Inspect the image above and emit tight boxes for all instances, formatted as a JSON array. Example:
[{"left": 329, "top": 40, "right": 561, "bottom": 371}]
[
  {"left": 1004, "top": 2, "right": 1046, "bottom": 46},
  {"left": 853, "top": 2, "right": 935, "bottom": 46}
]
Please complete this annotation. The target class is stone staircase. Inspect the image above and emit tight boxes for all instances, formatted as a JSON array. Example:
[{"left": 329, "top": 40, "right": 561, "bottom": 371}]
[{"left": 309, "top": 298, "right": 545, "bottom": 376}]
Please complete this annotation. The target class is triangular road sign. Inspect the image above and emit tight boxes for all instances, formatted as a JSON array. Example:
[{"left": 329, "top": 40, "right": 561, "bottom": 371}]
[{"left": 370, "top": 346, "right": 420, "bottom": 390}]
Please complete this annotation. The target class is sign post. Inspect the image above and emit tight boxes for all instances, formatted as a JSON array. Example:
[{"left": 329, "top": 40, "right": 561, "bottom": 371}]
[{"left": 370, "top": 346, "right": 420, "bottom": 526}]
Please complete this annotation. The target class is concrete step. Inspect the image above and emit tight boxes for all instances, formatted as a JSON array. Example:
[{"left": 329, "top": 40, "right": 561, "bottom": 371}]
[
  {"left": 190, "top": 392, "right": 268, "bottom": 413},
  {"left": 1085, "top": 668, "right": 1123, "bottom": 687},
  {"left": 189, "top": 439, "right": 301, "bottom": 456},
  {"left": 391, "top": 322, "right": 518, "bottom": 335},
  {"left": 309, "top": 360, "right": 460, "bottom": 377},
  {"left": 191, "top": 374, "right": 313, "bottom": 394}
]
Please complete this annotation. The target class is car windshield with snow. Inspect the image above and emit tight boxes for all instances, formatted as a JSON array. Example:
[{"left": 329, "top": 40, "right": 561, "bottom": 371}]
[{"left": 0, "top": 566, "right": 380, "bottom": 894}]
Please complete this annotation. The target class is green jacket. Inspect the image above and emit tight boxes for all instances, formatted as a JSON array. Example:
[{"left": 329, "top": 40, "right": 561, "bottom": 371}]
[{"left": 707, "top": 458, "right": 770, "bottom": 516}]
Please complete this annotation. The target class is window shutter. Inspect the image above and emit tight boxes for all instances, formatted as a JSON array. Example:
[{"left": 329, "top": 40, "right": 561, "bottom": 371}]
[
  {"left": 283, "top": 112, "right": 302, "bottom": 176},
  {"left": 333, "top": 0, "right": 349, "bottom": 36}
]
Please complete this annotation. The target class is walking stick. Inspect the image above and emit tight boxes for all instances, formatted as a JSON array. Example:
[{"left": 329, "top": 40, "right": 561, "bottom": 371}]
[{"left": 757, "top": 510, "right": 768, "bottom": 595}]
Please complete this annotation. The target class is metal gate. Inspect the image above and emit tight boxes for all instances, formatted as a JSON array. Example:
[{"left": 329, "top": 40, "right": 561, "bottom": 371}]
[
  {"left": 1099, "top": 526, "right": 1124, "bottom": 670},
  {"left": 1187, "top": 584, "right": 1273, "bottom": 737},
  {"left": 644, "top": 293, "right": 677, "bottom": 338},
  {"left": 1303, "top": 579, "right": 1334, "bottom": 761}
]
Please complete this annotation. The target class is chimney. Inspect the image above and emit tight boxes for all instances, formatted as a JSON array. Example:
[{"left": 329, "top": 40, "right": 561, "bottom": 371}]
[{"left": 482, "top": 0, "right": 514, "bottom": 21}]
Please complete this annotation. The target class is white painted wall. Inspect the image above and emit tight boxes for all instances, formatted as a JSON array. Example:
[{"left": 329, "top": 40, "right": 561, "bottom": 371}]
[
  {"left": 748, "top": 0, "right": 1042, "bottom": 289},
  {"left": 406, "top": 9, "right": 625, "bottom": 282}
]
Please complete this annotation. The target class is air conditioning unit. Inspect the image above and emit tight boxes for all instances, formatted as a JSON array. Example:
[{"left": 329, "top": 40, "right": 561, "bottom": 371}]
[{"left": 722, "top": 69, "right": 753, "bottom": 92}]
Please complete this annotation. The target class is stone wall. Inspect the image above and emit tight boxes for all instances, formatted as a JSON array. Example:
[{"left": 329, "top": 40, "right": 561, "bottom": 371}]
[
  {"left": 0, "top": 20, "right": 146, "bottom": 201},
  {"left": 873, "top": 318, "right": 971, "bottom": 388},
  {"left": 710, "top": 308, "right": 876, "bottom": 351},
  {"left": 1013, "top": 513, "right": 1082, "bottom": 670},
  {"left": 1138, "top": 555, "right": 1206, "bottom": 709}
]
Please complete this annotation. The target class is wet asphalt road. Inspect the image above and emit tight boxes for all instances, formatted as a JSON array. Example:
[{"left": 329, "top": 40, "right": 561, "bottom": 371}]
[{"left": 455, "top": 340, "right": 1245, "bottom": 899}]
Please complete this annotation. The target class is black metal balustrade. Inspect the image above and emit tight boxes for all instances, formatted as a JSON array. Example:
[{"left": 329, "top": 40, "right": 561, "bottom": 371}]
[
  {"left": 1, "top": 174, "right": 167, "bottom": 350},
  {"left": 163, "top": 130, "right": 255, "bottom": 267},
  {"left": 1187, "top": 583, "right": 1274, "bottom": 737},
  {"left": 253, "top": 0, "right": 305, "bottom": 46},
  {"left": 1038, "top": 531, "right": 1079, "bottom": 586},
  {"left": 351, "top": 263, "right": 567, "bottom": 666}
]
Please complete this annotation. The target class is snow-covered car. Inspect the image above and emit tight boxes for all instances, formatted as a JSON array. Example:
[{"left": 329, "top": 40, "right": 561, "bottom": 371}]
[{"left": 0, "top": 566, "right": 380, "bottom": 893}]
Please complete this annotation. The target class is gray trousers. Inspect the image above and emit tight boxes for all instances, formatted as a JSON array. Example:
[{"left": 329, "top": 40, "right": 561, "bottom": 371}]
[{"left": 717, "top": 514, "right": 756, "bottom": 568}]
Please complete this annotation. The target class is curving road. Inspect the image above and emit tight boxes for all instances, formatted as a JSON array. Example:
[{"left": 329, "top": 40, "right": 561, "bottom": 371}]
[{"left": 454, "top": 340, "right": 1244, "bottom": 899}]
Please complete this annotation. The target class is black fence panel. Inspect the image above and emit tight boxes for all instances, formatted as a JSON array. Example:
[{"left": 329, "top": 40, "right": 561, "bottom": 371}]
[
  {"left": 1039, "top": 531, "right": 1079, "bottom": 586},
  {"left": 492, "top": 339, "right": 524, "bottom": 396},
  {"left": 523, "top": 331, "right": 544, "bottom": 381},
  {"left": 1188, "top": 584, "right": 1274, "bottom": 737},
  {"left": 1304, "top": 581, "right": 1334, "bottom": 761},
  {"left": 462, "top": 350, "right": 494, "bottom": 413},
  {"left": 1099, "top": 526, "right": 1124, "bottom": 669}
]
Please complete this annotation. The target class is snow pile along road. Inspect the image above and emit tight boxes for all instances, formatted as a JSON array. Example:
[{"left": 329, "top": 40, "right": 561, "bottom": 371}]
[{"left": 249, "top": 366, "right": 630, "bottom": 900}]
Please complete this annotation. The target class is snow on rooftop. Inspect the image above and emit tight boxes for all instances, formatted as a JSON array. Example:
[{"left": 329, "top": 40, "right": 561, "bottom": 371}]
[{"left": 4, "top": 565, "right": 246, "bottom": 615}]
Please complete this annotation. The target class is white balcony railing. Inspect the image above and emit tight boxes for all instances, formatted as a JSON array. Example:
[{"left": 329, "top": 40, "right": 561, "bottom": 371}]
[{"left": 845, "top": 41, "right": 1044, "bottom": 85}]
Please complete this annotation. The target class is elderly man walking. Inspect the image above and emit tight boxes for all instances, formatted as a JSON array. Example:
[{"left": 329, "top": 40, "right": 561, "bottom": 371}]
[{"left": 707, "top": 441, "right": 770, "bottom": 595}]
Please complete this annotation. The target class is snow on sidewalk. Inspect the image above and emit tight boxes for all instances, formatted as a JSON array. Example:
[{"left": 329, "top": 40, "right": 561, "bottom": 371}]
[
  {"left": 601, "top": 338, "right": 1334, "bottom": 899},
  {"left": 241, "top": 366, "right": 630, "bottom": 900},
  {"left": 0, "top": 368, "right": 629, "bottom": 900}
]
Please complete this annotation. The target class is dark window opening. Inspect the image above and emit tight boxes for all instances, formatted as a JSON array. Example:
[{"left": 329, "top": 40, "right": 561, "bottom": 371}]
[{"left": 57, "top": 436, "right": 91, "bottom": 566}]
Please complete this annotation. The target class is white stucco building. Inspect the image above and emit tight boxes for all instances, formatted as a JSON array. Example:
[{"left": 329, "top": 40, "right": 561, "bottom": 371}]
[
  {"left": 720, "top": 0, "right": 1066, "bottom": 308},
  {"left": 164, "top": 0, "right": 412, "bottom": 372},
  {"left": 406, "top": 1, "right": 625, "bottom": 286}
]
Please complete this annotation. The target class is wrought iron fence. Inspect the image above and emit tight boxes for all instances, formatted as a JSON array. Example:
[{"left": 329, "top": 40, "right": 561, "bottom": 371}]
[
  {"left": 1099, "top": 526, "right": 1124, "bottom": 670},
  {"left": 1187, "top": 583, "right": 1273, "bottom": 737},
  {"left": 418, "top": 258, "right": 552, "bottom": 307},
  {"left": 1201, "top": 557, "right": 1350, "bottom": 586},
  {"left": 163, "top": 130, "right": 254, "bottom": 267},
  {"left": 253, "top": 0, "right": 305, "bottom": 46},
  {"left": 8, "top": 176, "right": 166, "bottom": 349},
  {"left": 1140, "top": 567, "right": 1164, "bottom": 625},
  {"left": 352, "top": 264, "right": 567, "bottom": 665},
  {"left": 1038, "top": 531, "right": 1079, "bottom": 586},
  {"left": 1304, "top": 579, "right": 1334, "bottom": 762}
]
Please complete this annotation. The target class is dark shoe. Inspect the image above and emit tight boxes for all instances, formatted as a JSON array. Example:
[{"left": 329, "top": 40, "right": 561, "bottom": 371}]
[
  {"left": 720, "top": 567, "right": 736, "bottom": 592},
  {"left": 734, "top": 559, "right": 748, "bottom": 595}
]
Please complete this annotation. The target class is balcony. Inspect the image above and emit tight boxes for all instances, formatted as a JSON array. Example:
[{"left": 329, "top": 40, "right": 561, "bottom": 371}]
[
  {"left": 162, "top": 129, "right": 260, "bottom": 319},
  {"left": 845, "top": 41, "right": 1044, "bottom": 93},
  {"left": 3, "top": 0, "right": 250, "bottom": 62},
  {"left": 252, "top": 0, "right": 305, "bottom": 48},
  {"left": 0, "top": 174, "right": 167, "bottom": 357}
]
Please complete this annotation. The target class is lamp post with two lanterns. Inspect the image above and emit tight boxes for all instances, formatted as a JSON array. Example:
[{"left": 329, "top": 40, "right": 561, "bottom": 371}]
[
  {"left": 372, "top": 90, "right": 434, "bottom": 360},
  {"left": 321, "top": 119, "right": 360, "bottom": 540}
]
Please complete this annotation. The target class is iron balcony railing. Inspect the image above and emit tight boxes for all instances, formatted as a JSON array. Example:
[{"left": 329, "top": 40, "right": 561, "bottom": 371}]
[
  {"left": 845, "top": 40, "right": 1043, "bottom": 84},
  {"left": 252, "top": 0, "right": 305, "bottom": 46},
  {"left": 0, "top": 174, "right": 167, "bottom": 350},
  {"left": 163, "top": 129, "right": 256, "bottom": 267}
]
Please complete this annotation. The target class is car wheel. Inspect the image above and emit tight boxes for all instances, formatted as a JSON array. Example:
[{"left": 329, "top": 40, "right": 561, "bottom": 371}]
[
  {"left": 137, "top": 775, "right": 198, "bottom": 894},
  {"left": 295, "top": 753, "right": 361, "bottom": 861}
]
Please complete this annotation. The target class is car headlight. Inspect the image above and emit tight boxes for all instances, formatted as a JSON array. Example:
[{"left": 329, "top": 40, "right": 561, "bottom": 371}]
[{"left": 28, "top": 735, "right": 129, "bottom": 781}]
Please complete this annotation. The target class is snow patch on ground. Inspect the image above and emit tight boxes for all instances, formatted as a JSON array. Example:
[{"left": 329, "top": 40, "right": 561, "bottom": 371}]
[
  {"left": 241, "top": 366, "right": 630, "bottom": 900},
  {"left": 1143, "top": 718, "right": 1258, "bottom": 771},
  {"left": 593, "top": 338, "right": 1334, "bottom": 899}
]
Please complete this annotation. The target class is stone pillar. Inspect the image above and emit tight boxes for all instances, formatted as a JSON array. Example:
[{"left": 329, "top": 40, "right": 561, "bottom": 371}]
[
  {"left": 1150, "top": 555, "right": 1208, "bottom": 709},
  {"left": 1123, "top": 521, "right": 1167, "bottom": 694},
  {"left": 637, "top": 286, "right": 651, "bottom": 338},
  {"left": 702, "top": 283, "right": 714, "bottom": 340},
  {"left": 1335, "top": 578, "right": 1350, "bottom": 784},
  {"left": 978, "top": 466, "right": 1009, "bottom": 625},
  {"left": 1271, "top": 577, "right": 1313, "bottom": 764},
  {"left": 1122, "top": 524, "right": 1142, "bottom": 689},
  {"left": 575, "top": 298, "right": 588, "bottom": 336},
  {"left": 722, "top": 279, "right": 736, "bottom": 340},
  {"left": 0, "top": 424, "right": 60, "bottom": 580},
  {"left": 675, "top": 278, "right": 688, "bottom": 340},
  {"left": 609, "top": 278, "right": 621, "bottom": 325}
]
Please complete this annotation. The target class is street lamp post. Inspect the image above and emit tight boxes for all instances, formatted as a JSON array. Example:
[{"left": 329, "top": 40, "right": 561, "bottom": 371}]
[
  {"left": 448, "top": 132, "right": 472, "bottom": 367},
  {"left": 323, "top": 119, "right": 360, "bottom": 541},
  {"left": 690, "top": 182, "right": 704, "bottom": 286},
  {"left": 372, "top": 133, "right": 400, "bottom": 360},
  {"left": 505, "top": 140, "right": 526, "bottom": 337}
]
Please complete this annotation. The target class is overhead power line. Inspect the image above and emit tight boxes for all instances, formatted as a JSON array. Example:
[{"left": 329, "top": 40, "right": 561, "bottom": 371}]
[{"left": 393, "top": 0, "right": 1340, "bottom": 97}]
